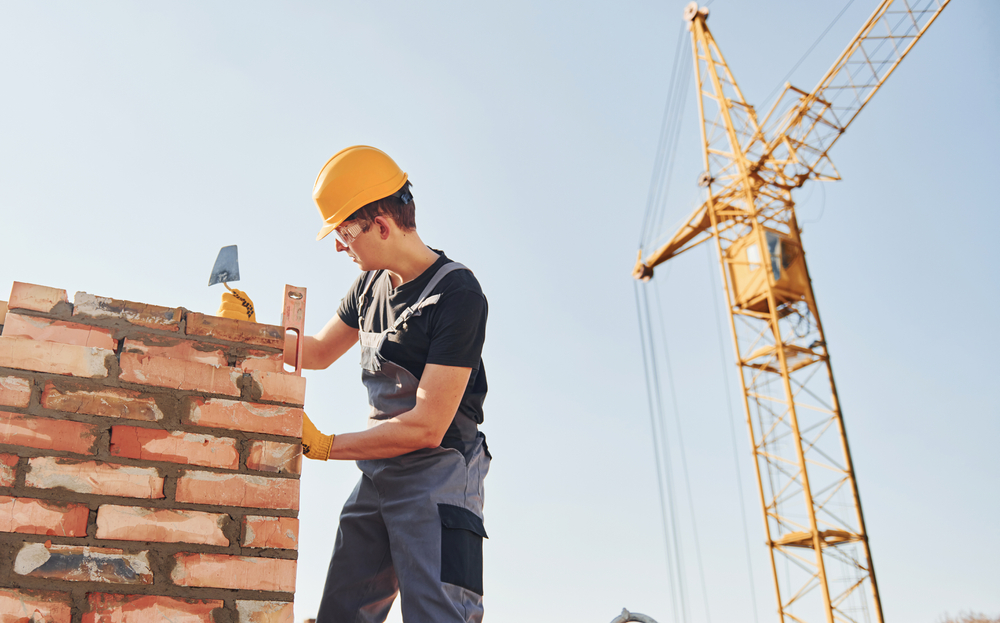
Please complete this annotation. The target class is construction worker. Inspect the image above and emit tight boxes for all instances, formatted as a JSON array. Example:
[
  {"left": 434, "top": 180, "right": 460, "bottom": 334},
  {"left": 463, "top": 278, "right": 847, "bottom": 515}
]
[{"left": 290, "top": 146, "right": 490, "bottom": 623}]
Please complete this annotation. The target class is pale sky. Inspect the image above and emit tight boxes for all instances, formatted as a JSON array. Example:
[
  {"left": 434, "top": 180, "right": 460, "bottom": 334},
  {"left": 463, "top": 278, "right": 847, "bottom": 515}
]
[{"left": 0, "top": 1, "right": 997, "bottom": 622}]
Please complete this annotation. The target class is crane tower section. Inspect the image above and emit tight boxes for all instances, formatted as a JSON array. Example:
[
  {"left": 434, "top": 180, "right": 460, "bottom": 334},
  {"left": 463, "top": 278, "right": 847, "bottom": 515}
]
[{"left": 634, "top": 2, "right": 949, "bottom": 622}]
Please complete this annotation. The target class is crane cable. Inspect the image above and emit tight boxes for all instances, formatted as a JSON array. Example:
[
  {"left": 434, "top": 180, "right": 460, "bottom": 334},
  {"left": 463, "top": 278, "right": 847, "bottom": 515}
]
[
  {"left": 639, "top": 21, "right": 693, "bottom": 254},
  {"left": 652, "top": 277, "right": 713, "bottom": 623},
  {"left": 759, "top": 0, "right": 859, "bottom": 112},
  {"left": 634, "top": 279, "right": 683, "bottom": 623},
  {"left": 705, "top": 244, "right": 760, "bottom": 623}
]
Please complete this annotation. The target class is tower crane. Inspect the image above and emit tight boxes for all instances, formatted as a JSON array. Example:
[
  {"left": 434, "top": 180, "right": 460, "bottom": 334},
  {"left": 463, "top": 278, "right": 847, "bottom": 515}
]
[{"left": 633, "top": 2, "right": 949, "bottom": 622}]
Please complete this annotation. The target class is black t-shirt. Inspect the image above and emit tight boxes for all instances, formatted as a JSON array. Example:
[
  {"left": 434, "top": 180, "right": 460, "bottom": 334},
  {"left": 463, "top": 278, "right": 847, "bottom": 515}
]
[{"left": 337, "top": 252, "right": 489, "bottom": 433}]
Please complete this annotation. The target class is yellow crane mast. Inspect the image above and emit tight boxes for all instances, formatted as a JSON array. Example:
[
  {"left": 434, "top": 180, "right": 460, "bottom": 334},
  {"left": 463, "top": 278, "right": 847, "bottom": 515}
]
[{"left": 633, "top": 2, "right": 949, "bottom": 622}]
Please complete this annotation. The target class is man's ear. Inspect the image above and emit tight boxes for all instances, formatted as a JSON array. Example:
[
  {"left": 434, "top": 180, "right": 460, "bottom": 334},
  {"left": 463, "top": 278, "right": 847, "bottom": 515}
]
[{"left": 374, "top": 215, "right": 393, "bottom": 240}]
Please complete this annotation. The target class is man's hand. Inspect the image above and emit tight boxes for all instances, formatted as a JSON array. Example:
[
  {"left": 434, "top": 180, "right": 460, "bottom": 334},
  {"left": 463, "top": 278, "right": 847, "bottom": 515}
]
[
  {"left": 302, "top": 413, "right": 335, "bottom": 461},
  {"left": 217, "top": 288, "right": 256, "bottom": 322}
]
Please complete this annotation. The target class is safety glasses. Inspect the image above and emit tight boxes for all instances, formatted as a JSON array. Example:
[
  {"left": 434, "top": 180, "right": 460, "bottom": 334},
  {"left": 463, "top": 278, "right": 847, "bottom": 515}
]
[{"left": 334, "top": 218, "right": 370, "bottom": 246}]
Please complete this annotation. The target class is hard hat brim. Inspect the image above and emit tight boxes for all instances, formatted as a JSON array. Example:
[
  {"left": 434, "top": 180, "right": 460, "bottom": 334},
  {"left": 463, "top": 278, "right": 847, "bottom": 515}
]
[{"left": 316, "top": 222, "right": 337, "bottom": 242}]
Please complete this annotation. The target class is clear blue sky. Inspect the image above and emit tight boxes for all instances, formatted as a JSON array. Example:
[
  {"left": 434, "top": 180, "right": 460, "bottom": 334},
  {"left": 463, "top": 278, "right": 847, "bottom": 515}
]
[{"left": 1, "top": 1, "right": 996, "bottom": 621}]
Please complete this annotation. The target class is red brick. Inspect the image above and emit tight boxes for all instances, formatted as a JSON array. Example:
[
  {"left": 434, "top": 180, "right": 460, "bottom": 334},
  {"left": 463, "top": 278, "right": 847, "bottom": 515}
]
[
  {"left": 111, "top": 426, "right": 238, "bottom": 469},
  {"left": 242, "top": 516, "right": 298, "bottom": 550},
  {"left": 42, "top": 383, "right": 163, "bottom": 422},
  {"left": 0, "top": 411, "right": 98, "bottom": 454},
  {"left": 239, "top": 350, "right": 285, "bottom": 374},
  {"left": 123, "top": 336, "right": 227, "bottom": 366},
  {"left": 96, "top": 504, "right": 228, "bottom": 546},
  {"left": 0, "top": 336, "right": 111, "bottom": 378},
  {"left": 0, "top": 453, "right": 17, "bottom": 486},
  {"left": 2, "top": 312, "right": 117, "bottom": 350},
  {"left": 84, "top": 593, "right": 224, "bottom": 623},
  {"left": 8, "top": 282, "right": 68, "bottom": 314},
  {"left": 251, "top": 370, "right": 306, "bottom": 405},
  {"left": 236, "top": 601, "right": 294, "bottom": 623},
  {"left": 0, "top": 375, "right": 31, "bottom": 408},
  {"left": 73, "top": 292, "right": 181, "bottom": 332},
  {"left": 170, "top": 553, "right": 296, "bottom": 592},
  {"left": 0, "top": 588, "right": 72, "bottom": 623},
  {"left": 14, "top": 542, "right": 152, "bottom": 584},
  {"left": 176, "top": 471, "right": 299, "bottom": 510},
  {"left": 26, "top": 457, "right": 164, "bottom": 499},
  {"left": 184, "top": 397, "right": 303, "bottom": 437},
  {"left": 120, "top": 352, "right": 241, "bottom": 397},
  {"left": 186, "top": 313, "right": 284, "bottom": 349},
  {"left": 0, "top": 495, "right": 89, "bottom": 536},
  {"left": 247, "top": 440, "right": 301, "bottom": 475}
]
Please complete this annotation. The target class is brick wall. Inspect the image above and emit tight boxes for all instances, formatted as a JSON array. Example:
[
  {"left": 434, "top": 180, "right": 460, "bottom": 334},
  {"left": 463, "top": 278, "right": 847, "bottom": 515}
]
[{"left": 0, "top": 281, "right": 306, "bottom": 623}]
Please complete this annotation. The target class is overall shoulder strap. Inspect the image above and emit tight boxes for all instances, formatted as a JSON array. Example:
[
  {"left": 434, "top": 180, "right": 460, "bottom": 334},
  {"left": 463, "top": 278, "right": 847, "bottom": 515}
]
[
  {"left": 390, "top": 262, "right": 470, "bottom": 331},
  {"left": 357, "top": 270, "right": 384, "bottom": 318}
]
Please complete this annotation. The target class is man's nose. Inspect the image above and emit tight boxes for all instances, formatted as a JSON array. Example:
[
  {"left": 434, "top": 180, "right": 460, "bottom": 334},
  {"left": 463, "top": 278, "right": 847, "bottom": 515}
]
[{"left": 335, "top": 239, "right": 348, "bottom": 253}]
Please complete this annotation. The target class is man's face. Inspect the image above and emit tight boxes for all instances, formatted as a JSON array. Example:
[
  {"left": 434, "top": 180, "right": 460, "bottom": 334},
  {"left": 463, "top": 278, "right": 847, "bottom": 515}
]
[{"left": 334, "top": 216, "right": 383, "bottom": 270}]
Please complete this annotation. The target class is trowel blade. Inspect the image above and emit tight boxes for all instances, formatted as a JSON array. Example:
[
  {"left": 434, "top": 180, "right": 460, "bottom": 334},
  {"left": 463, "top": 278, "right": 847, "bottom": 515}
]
[{"left": 208, "top": 245, "right": 240, "bottom": 286}]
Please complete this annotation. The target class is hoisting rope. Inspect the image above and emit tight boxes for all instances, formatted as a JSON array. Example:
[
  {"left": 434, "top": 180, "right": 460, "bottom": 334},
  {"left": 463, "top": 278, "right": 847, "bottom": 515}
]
[
  {"left": 634, "top": 278, "right": 685, "bottom": 623},
  {"left": 639, "top": 21, "right": 693, "bottom": 255},
  {"left": 651, "top": 277, "right": 712, "bottom": 623},
  {"left": 705, "top": 244, "right": 760, "bottom": 623}
]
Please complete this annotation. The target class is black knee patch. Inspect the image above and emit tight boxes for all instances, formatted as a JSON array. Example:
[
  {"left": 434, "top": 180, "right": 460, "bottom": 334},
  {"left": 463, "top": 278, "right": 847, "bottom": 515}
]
[{"left": 438, "top": 504, "right": 488, "bottom": 596}]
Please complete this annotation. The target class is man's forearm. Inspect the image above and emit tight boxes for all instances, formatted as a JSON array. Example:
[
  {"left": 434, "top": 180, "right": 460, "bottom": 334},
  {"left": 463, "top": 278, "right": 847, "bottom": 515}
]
[{"left": 327, "top": 409, "right": 448, "bottom": 460}]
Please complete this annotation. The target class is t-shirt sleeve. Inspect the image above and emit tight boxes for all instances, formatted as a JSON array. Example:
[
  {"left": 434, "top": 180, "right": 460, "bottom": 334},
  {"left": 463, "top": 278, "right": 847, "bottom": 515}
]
[
  {"left": 336, "top": 272, "right": 369, "bottom": 329},
  {"left": 426, "top": 288, "right": 488, "bottom": 370}
]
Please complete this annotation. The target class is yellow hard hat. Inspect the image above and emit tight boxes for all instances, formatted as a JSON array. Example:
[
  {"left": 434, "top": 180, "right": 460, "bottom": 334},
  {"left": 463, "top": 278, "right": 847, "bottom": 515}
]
[{"left": 313, "top": 146, "right": 408, "bottom": 241}]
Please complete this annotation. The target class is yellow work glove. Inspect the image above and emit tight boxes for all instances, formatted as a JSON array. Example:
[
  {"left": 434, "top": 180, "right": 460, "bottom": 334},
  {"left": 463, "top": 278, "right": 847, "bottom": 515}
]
[
  {"left": 217, "top": 287, "right": 256, "bottom": 322},
  {"left": 302, "top": 413, "right": 334, "bottom": 461}
]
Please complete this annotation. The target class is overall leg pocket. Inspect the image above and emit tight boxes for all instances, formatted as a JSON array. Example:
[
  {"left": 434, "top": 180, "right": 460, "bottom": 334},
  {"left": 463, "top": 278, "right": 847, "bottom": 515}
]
[{"left": 438, "top": 504, "right": 488, "bottom": 596}]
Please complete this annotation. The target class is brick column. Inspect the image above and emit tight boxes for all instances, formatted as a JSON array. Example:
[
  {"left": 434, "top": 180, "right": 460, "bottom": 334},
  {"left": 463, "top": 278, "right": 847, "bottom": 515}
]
[{"left": 0, "top": 282, "right": 305, "bottom": 623}]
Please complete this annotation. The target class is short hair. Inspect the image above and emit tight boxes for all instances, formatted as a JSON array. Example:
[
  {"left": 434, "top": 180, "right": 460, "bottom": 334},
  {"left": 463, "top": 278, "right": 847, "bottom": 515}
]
[{"left": 350, "top": 181, "right": 416, "bottom": 231}]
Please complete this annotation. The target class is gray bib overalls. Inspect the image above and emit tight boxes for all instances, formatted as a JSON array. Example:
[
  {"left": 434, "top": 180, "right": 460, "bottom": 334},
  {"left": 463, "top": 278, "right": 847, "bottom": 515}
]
[{"left": 316, "top": 262, "right": 490, "bottom": 623}]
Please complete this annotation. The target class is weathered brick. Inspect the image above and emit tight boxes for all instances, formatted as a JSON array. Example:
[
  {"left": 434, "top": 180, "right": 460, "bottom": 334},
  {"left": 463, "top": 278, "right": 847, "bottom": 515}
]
[
  {"left": 0, "top": 496, "right": 89, "bottom": 536},
  {"left": 119, "top": 352, "right": 241, "bottom": 396},
  {"left": 2, "top": 312, "right": 117, "bottom": 350},
  {"left": 184, "top": 397, "right": 303, "bottom": 437},
  {"left": 84, "top": 593, "right": 224, "bottom": 623},
  {"left": 239, "top": 350, "right": 285, "bottom": 374},
  {"left": 8, "top": 282, "right": 68, "bottom": 314},
  {"left": 236, "top": 600, "right": 294, "bottom": 623},
  {"left": 0, "top": 300, "right": 7, "bottom": 320},
  {"left": 0, "top": 588, "right": 72, "bottom": 623},
  {"left": 0, "top": 374, "right": 31, "bottom": 408},
  {"left": 0, "top": 411, "right": 98, "bottom": 454},
  {"left": 73, "top": 292, "right": 181, "bottom": 332},
  {"left": 242, "top": 516, "right": 298, "bottom": 550},
  {"left": 176, "top": 471, "right": 298, "bottom": 510},
  {"left": 171, "top": 553, "right": 296, "bottom": 592},
  {"left": 252, "top": 370, "right": 307, "bottom": 405},
  {"left": 247, "top": 440, "right": 301, "bottom": 475},
  {"left": 14, "top": 542, "right": 153, "bottom": 584},
  {"left": 111, "top": 426, "right": 239, "bottom": 469},
  {"left": 26, "top": 457, "right": 164, "bottom": 499},
  {"left": 96, "top": 504, "right": 229, "bottom": 546},
  {"left": 42, "top": 383, "right": 164, "bottom": 422},
  {"left": 0, "top": 336, "right": 111, "bottom": 378},
  {"left": 123, "top": 336, "right": 227, "bottom": 366},
  {"left": 186, "top": 313, "right": 284, "bottom": 349},
  {"left": 0, "top": 453, "right": 17, "bottom": 486}
]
